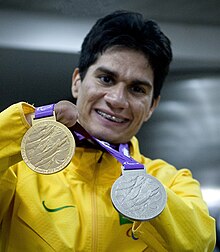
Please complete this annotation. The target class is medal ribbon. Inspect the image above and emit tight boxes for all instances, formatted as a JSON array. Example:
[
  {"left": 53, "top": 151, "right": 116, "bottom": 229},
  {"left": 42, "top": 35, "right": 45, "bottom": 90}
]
[
  {"left": 35, "top": 104, "right": 55, "bottom": 119},
  {"left": 35, "top": 104, "right": 144, "bottom": 171},
  {"left": 71, "top": 122, "right": 144, "bottom": 170}
]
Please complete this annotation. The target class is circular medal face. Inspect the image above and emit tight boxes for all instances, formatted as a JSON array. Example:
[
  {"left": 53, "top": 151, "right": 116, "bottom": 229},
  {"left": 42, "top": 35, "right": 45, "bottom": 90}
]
[
  {"left": 21, "top": 120, "right": 75, "bottom": 174},
  {"left": 111, "top": 172, "right": 167, "bottom": 221}
]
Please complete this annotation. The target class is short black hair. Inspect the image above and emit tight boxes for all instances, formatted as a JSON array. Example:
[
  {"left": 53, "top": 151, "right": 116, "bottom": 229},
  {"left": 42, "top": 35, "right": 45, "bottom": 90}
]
[{"left": 78, "top": 10, "right": 172, "bottom": 99}]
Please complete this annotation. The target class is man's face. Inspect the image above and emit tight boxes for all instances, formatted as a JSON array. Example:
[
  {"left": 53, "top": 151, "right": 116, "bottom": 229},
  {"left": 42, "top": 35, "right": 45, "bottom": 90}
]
[{"left": 72, "top": 47, "right": 159, "bottom": 144}]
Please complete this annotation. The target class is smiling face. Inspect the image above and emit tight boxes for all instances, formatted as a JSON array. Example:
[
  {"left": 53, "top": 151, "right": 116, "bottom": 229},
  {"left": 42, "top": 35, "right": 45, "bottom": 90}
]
[{"left": 72, "top": 47, "right": 160, "bottom": 144}]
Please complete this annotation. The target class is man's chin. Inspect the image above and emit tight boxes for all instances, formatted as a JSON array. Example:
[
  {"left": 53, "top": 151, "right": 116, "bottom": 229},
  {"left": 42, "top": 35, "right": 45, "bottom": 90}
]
[
  {"left": 83, "top": 125, "right": 129, "bottom": 143},
  {"left": 92, "top": 133, "right": 119, "bottom": 143},
  {"left": 96, "top": 135, "right": 129, "bottom": 145}
]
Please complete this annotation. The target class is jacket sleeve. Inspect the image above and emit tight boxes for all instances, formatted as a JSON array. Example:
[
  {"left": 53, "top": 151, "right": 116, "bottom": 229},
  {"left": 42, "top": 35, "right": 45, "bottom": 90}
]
[
  {"left": 132, "top": 159, "right": 216, "bottom": 252},
  {"left": 0, "top": 102, "right": 35, "bottom": 221}
]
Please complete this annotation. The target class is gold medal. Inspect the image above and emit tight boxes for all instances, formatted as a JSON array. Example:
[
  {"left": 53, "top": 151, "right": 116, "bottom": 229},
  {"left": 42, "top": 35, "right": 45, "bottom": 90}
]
[{"left": 21, "top": 114, "right": 75, "bottom": 174}]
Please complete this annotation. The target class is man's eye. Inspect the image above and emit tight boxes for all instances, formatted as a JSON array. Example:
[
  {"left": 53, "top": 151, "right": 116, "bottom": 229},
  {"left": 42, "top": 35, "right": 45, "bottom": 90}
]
[
  {"left": 130, "top": 86, "right": 146, "bottom": 94},
  {"left": 99, "top": 76, "right": 113, "bottom": 84}
]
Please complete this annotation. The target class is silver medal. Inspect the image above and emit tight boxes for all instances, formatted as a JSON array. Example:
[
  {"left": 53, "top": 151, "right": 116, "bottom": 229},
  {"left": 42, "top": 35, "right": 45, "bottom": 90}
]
[{"left": 111, "top": 168, "right": 167, "bottom": 221}]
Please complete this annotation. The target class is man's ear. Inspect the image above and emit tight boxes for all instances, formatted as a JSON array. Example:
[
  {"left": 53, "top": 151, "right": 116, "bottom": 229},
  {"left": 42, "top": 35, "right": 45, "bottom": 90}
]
[
  {"left": 144, "top": 96, "right": 161, "bottom": 122},
  {"left": 71, "top": 68, "right": 81, "bottom": 99}
]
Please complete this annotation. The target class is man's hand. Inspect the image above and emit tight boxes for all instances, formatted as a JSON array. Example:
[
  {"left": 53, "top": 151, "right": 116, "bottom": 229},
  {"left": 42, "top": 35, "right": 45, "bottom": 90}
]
[
  {"left": 54, "top": 100, "right": 79, "bottom": 127},
  {"left": 25, "top": 100, "right": 78, "bottom": 127}
]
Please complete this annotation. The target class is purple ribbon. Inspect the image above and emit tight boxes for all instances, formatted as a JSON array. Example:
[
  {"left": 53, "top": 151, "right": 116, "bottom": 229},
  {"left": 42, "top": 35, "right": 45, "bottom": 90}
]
[
  {"left": 71, "top": 122, "right": 144, "bottom": 171},
  {"left": 93, "top": 137, "right": 144, "bottom": 170},
  {"left": 35, "top": 104, "right": 55, "bottom": 119}
]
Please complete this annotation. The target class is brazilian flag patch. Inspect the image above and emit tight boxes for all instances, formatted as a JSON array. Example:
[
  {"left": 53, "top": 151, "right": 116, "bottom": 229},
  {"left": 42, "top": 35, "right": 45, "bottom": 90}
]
[{"left": 119, "top": 214, "right": 133, "bottom": 225}]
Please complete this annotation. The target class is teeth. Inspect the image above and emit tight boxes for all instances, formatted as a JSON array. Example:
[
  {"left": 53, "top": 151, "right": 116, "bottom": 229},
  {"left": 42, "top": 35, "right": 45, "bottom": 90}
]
[{"left": 97, "top": 110, "right": 125, "bottom": 123}]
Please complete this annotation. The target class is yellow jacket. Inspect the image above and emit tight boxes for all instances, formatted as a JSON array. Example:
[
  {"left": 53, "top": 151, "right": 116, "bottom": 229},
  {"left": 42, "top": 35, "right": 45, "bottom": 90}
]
[{"left": 0, "top": 103, "right": 216, "bottom": 251}]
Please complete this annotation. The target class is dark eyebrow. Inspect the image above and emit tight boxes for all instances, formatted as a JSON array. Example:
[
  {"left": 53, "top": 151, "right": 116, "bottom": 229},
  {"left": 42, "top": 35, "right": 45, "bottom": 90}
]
[
  {"left": 95, "top": 66, "right": 153, "bottom": 88},
  {"left": 94, "top": 66, "right": 118, "bottom": 78},
  {"left": 131, "top": 79, "right": 153, "bottom": 89}
]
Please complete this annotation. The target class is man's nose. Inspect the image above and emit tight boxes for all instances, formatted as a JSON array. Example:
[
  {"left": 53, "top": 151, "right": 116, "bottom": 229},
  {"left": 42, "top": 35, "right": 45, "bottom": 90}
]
[{"left": 104, "top": 83, "right": 129, "bottom": 109}]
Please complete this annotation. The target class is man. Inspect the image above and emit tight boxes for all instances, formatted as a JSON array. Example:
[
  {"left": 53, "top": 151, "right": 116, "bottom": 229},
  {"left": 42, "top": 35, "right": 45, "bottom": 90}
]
[{"left": 0, "top": 10, "right": 215, "bottom": 251}]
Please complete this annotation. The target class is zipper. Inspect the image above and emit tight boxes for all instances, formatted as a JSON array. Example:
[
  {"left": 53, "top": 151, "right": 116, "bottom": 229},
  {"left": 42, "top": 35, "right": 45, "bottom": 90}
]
[
  {"left": 91, "top": 152, "right": 101, "bottom": 252},
  {"left": 97, "top": 151, "right": 104, "bottom": 163}
]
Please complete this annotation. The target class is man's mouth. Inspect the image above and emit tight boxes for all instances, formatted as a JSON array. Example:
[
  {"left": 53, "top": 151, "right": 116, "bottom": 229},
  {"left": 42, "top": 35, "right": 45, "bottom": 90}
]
[{"left": 96, "top": 110, "right": 128, "bottom": 123}]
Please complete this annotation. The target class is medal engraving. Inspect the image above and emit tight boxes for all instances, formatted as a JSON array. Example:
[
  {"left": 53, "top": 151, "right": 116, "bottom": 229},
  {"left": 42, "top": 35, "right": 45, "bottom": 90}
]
[
  {"left": 111, "top": 170, "right": 167, "bottom": 221},
  {"left": 21, "top": 120, "right": 75, "bottom": 174}
]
